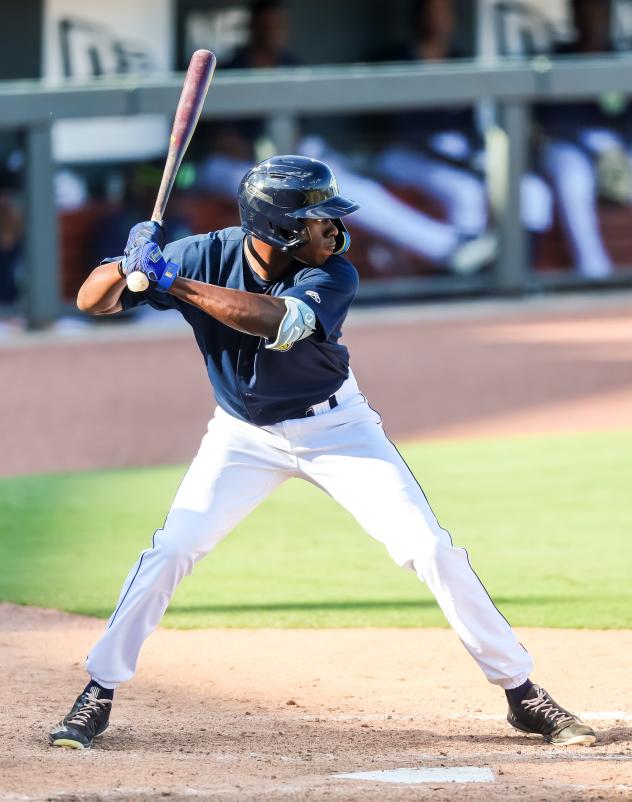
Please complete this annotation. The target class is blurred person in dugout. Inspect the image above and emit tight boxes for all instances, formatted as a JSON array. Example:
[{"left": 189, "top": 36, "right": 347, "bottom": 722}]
[
  {"left": 373, "top": 0, "right": 552, "bottom": 253},
  {"left": 538, "top": 0, "right": 632, "bottom": 278},
  {"left": 0, "top": 169, "right": 23, "bottom": 315},
  {"left": 196, "top": 0, "right": 496, "bottom": 273}
]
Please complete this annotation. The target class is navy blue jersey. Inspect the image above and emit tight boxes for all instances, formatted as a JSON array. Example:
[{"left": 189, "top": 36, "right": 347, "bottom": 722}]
[{"left": 120, "top": 226, "right": 359, "bottom": 425}]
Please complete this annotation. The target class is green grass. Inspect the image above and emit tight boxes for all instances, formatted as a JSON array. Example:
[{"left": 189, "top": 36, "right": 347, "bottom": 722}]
[{"left": 1, "top": 430, "right": 630, "bottom": 629}]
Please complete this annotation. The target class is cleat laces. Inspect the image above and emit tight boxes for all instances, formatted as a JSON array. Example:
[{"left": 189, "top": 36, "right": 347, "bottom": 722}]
[
  {"left": 521, "top": 687, "right": 575, "bottom": 726},
  {"left": 67, "top": 688, "right": 111, "bottom": 728}
]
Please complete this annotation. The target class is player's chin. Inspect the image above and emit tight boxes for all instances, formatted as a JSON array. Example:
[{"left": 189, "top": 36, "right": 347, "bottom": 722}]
[
  {"left": 295, "top": 244, "right": 334, "bottom": 266},
  {"left": 312, "top": 247, "right": 336, "bottom": 265}
]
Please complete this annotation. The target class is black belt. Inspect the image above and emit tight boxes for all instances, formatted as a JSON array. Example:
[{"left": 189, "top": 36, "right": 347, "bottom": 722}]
[{"left": 304, "top": 394, "right": 339, "bottom": 417}]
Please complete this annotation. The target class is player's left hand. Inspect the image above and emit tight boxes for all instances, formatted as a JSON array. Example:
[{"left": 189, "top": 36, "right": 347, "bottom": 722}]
[
  {"left": 124, "top": 221, "right": 166, "bottom": 255},
  {"left": 122, "top": 242, "right": 179, "bottom": 292}
]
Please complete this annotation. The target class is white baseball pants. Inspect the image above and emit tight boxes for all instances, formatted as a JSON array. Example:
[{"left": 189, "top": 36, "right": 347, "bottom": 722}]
[
  {"left": 86, "top": 374, "right": 533, "bottom": 690},
  {"left": 542, "top": 134, "right": 618, "bottom": 278}
]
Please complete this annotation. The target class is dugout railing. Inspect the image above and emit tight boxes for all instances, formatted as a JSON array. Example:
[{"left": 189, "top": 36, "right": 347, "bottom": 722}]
[{"left": 1, "top": 56, "right": 632, "bottom": 328}]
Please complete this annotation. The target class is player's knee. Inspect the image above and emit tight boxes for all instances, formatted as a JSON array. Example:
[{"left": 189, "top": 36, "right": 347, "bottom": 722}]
[
  {"left": 414, "top": 535, "right": 446, "bottom": 564},
  {"left": 154, "top": 508, "right": 220, "bottom": 562},
  {"left": 152, "top": 524, "right": 210, "bottom": 568},
  {"left": 411, "top": 537, "right": 469, "bottom": 583},
  {"left": 154, "top": 537, "right": 196, "bottom": 564},
  {"left": 387, "top": 525, "right": 452, "bottom": 571}
]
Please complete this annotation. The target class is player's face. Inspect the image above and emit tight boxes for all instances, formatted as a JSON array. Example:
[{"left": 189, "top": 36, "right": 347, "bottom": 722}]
[{"left": 295, "top": 218, "right": 339, "bottom": 265}]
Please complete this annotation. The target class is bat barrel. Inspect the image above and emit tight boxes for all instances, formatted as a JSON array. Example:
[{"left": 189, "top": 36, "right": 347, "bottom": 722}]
[
  {"left": 151, "top": 49, "right": 217, "bottom": 224},
  {"left": 171, "top": 50, "right": 216, "bottom": 153}
]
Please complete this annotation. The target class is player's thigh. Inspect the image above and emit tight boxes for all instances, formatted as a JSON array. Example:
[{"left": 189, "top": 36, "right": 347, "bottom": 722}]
[
  {"left": 158, "top": 413, "right": 291, "bottom": 556},
  {"left": 300, "top": 409, "right": 449, "bottom": 565}
]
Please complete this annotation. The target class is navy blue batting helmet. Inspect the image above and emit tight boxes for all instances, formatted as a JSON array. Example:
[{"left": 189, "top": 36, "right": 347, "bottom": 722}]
[{"left": 238, "top": 155, "right": 359, "bottom": 254}]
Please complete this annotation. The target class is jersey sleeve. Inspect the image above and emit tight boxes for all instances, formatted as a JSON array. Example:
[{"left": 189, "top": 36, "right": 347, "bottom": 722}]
[
  {"left": 281, "top": 257, "right": 359, "bottom": 341},
  {"left": 119, "top": 233, "right": 218, "bottom": 313}
]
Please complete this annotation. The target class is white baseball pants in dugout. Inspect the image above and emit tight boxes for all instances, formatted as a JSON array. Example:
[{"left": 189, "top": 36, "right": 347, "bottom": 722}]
[{"left": 86, "top": 374, "right": 533, "bottom": 689}]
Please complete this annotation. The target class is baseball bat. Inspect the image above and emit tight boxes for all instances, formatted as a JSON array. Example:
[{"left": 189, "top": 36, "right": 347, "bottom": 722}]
[{"left": 126, "top": 49, "right": 216, "bottom": 291}]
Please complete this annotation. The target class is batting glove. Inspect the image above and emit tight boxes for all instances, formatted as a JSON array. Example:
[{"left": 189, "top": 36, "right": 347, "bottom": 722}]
[
  {"left": 122, "top": 242, "right": 178, "bottom": 292},
  {"left": 124, "top": 221, "right": 166, "bottom": 257}
]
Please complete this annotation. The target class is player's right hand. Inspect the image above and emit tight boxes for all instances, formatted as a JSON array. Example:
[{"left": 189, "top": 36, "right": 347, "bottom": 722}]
[
  {"left": 124, "top": 221, "right": 166, "bottom": 257},
  {"left": 121, "top": 244, "right": 145, "bottom": 277},
  {"left": 121, "top": 241, "right": 178, "bottom": 292}
]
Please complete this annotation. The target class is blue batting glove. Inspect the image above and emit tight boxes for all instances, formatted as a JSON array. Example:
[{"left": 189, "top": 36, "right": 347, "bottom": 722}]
[
  {"left": 122, "top": 241, "right": 178, "bottom": 292},
  {"left": 120, "top": 243, "right": 143, "bottom": 276},
  {"left": 124, "top": 221, "right": 166, "bottom": 257}
]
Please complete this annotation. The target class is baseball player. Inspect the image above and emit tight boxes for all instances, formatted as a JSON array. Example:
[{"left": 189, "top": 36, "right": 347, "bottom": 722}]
[{"left": 49, "top": 155, "right": 595, "bottom": 749}]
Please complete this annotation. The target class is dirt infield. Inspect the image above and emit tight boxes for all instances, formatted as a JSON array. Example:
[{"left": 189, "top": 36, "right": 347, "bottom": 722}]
[{"left": 1, "top": 604, "right": 631, "bottom": 802}]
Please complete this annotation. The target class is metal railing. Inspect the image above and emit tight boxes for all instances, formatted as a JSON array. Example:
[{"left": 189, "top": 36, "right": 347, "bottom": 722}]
[{"left": 2, "top": 56, "right": 632, "bottom": 327}]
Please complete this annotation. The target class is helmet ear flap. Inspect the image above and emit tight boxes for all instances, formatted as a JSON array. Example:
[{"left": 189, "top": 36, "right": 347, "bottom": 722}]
[
  {"left": 332, "top": 219, "right": 351, "bottom": 255},
  {"left": 274, "top": 221, "right": 311, "bottom": 251}
]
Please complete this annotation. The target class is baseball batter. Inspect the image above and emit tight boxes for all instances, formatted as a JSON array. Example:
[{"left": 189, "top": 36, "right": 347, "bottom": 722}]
[{"left": 50, "top": 156, "right": 595, "bottom": 749}]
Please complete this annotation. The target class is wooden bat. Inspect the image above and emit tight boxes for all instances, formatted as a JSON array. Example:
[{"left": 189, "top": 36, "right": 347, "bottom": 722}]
[{"left": 126, "top": 49, "right": 216, "bottom": 291}]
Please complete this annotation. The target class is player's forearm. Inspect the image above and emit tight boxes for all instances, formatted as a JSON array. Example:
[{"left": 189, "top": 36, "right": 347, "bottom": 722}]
[
  {"left": 77, "top": 262, "right": 126, "bottom": 315},
  {"left": 169, "top": 276, "right": 285, "bottom": 338}
]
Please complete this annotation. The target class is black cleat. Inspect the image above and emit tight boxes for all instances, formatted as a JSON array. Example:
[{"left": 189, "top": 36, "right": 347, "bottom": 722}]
[
  {"left": 49, "top": 687, "right": 112, "bottom": 749},
  {"left": 507, "top": 684, "right": 596, "bottom": 746}
]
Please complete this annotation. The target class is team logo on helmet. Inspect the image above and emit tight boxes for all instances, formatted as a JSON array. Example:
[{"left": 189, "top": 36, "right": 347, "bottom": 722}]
[{"left": 305, "top": 290, "right": 321, "bottom": 303}]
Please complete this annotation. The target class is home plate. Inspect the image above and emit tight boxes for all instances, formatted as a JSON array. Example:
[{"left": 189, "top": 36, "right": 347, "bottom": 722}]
[{"left": 333, "top": 767, "right": 494, "bottom": 784}]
